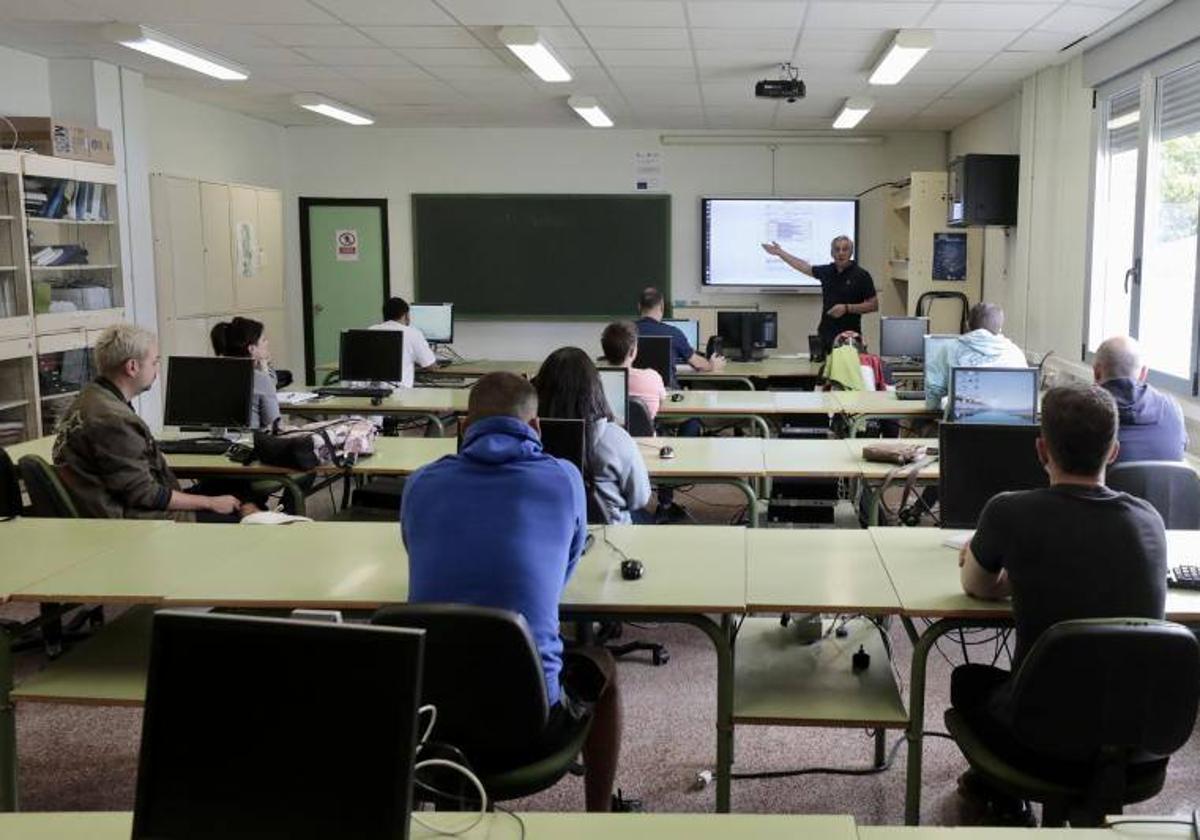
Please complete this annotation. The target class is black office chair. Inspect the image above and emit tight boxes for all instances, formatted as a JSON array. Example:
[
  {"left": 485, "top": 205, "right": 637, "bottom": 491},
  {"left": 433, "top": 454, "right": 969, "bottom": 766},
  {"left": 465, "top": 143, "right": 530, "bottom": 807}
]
[
  {"left": 945, "top": 618, "right": 1200, "bottom": 826},
  {"left": 18, "top": 455, "right": 80, "bottom": 518},
  {"left": 915, "top": 290, "right": 970, "bottom": 334},
  {"left": 371, "top": 604, "right": 593, "bottom": 805},
  {"left": 627, "top": 398, "right": 655, "bottom": 438},
  {"left": 1107, "top": 461, "right": 1200, "bottom": 529},
  {"left": 1, "top": 449, "right": 24, "bottom": 519}
]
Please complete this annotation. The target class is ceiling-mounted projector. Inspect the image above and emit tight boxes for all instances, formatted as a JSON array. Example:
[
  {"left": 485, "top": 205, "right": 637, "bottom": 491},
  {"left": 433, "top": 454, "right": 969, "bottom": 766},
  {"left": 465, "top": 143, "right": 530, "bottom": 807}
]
[{"left": 756, "top": 62, "right": 805, "bottom": 103}]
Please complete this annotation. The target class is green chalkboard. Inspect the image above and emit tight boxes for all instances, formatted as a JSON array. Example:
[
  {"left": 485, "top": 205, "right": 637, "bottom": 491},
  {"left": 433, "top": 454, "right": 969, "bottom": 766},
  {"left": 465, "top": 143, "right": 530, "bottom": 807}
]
[{"left": 413, "top": 194, "right": 670, "bottom": 319}]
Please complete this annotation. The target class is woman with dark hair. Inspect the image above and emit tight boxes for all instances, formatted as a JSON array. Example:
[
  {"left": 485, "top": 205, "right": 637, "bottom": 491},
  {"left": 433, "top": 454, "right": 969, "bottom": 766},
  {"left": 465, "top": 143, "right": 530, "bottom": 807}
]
[
  {"left": 535, "top": 347, "right": 650, "bottom": 524},
  {"left": 214, "top": 317, "right": 280, "bottom": 430}
]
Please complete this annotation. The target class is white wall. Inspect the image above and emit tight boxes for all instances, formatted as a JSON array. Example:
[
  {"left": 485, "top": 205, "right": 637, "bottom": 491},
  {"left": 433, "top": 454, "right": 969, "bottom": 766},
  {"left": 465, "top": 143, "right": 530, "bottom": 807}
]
[
  {"left": 0, "top": 45, "right": 51, "bottom": 118},
  {"left": 283, "top": 128, "right": 946, "bottom": 367}
]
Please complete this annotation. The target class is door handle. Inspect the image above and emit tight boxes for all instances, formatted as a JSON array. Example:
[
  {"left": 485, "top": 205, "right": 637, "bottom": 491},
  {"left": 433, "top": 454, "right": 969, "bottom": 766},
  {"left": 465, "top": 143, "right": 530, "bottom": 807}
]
[
  {"left": 313, "top": 303, "right": 324, "bottom": 314},
  {"left": 1124, "top": 257, "right": 1141, "bottom": 294}
]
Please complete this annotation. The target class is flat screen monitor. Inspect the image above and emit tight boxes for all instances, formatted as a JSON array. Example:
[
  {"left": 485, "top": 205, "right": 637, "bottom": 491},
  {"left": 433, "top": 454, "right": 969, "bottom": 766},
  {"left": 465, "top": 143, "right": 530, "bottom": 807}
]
[
  {"left": 702, "top": 197, "right": 858, "bottom": 288},
  {"left": 597, "top": 366, "right": 629, "bottom": 428},
  {"left": 341, "top": 330, "right": 404, "bottom": 382},
  {"left": 949, "top": 366, "right": 1038, "bottom": 424},
  {"left": 880, "top": 317, "right": 929, "bottom": 359},
  {"left": 633, "top": 335, "right": 672, "bottom": 387},
  {"left": 662, "top": 319, "right": 699, "bottom": 352},
  {"left": 408, "top": 303, "right": 454, "bottom": 344},
  {"left": 939, "top": 422, "right": 1047, "bottom": 528},
  {"left": 538, "top": 417, "right": 586, "bottom": 474},
  {"left": 717, "top": 311, "right": 776, "bottom": 360},
  {"left": 132, "top": 611, "right": 424, "bottom": 840},
  {"left": 163, "top": 356, "right": 254, "bottom": 429}
]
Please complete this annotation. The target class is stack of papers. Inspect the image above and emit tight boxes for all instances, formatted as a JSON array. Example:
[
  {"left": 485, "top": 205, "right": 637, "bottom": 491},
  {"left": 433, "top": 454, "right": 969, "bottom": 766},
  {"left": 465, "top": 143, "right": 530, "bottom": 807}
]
[{"left": 277, "top": 391, "right": 320, "bottom": 405}]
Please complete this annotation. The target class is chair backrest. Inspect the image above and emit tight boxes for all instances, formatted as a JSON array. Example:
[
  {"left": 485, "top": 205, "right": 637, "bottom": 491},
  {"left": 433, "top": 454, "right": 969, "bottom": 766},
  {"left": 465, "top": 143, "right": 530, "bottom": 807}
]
[
  {"left": 1107, "top": 461, "right": 1200, "bottom": 529},
  {"left": 627, "top": 397, "right": 655, "bottom": 437},
  {"left": 1010, "top": 618, "right": 1200, "bottom": 763},
  {"left": 17, "top": 455, "right": 80, "bottom": 518},
  {"left": 915, "top": 291, "right": 969, "bottom": 334},
  {"left": 0, "top": 449, "right": 23, "bottom": 519},
  {"left": 371, "top": 603, "right": 551, "bottom": 772}
]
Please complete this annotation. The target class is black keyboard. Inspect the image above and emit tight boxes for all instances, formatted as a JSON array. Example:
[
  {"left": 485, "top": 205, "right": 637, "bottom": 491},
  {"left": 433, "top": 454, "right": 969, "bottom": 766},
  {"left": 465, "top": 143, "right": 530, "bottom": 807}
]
[
  {"left": 158, "top": 438, "right": 231, "bottom": 455},
  {"left": 896, "top": 390, "right": 926, "bottom": 401},
  {"left": 314, "top": 386, "right": 393, "bottom": 399},
  {"left": 1168, "top": 565, "right": 1200, "bottom": 590}
]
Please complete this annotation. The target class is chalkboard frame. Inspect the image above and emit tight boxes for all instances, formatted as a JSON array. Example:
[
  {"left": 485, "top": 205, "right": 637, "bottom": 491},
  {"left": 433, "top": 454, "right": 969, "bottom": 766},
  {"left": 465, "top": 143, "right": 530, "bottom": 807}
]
[{"left": 412, "top": 193, "right": 671, "bottom": 320}]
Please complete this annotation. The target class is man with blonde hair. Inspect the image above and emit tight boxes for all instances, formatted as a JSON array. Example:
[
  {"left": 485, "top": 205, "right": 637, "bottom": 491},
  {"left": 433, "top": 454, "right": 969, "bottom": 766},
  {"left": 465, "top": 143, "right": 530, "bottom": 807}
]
[{"left": 53, "top": 324, "right": 251, "bottom": 521}]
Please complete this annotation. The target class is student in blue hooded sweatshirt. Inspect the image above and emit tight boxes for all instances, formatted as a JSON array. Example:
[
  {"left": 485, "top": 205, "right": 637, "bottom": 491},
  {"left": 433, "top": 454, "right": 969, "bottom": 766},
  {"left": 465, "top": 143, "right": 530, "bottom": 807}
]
[
  {"left": 1094, "top": 335, "right": 1187, "bottom": 463},
  {"left": 401, "top": 372, "right": 623, "bottom": 812}
]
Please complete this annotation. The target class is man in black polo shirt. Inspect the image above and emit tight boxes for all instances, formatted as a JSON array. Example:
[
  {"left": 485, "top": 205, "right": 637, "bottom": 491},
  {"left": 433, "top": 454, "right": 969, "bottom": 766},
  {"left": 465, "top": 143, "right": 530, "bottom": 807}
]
[{"left": 761, "top": 235, "right": 877, "bottom": 351}]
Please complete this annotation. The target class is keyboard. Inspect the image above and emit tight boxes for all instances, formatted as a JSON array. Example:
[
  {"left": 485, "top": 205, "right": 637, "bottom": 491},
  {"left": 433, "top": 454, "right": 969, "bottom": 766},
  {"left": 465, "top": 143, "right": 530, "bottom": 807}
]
[
  {"left": 434, "top": 358, "right": 453, "bottom": 368},
  {"left": 896, "top": 390, "right": 926, "bottom": 401},
  {"left": 158, "top": 438, "right": 231, "bottom": 456},
  {"left": 314, "top": 386, "right": 393, "bottom": 400},
  {"left": 1168, "top": 565, "right": 1200, "bottom": 590}
]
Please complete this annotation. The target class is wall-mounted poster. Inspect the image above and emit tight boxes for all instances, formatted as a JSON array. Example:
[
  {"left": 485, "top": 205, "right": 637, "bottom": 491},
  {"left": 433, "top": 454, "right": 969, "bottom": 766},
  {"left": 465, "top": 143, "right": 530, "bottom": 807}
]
[
  {"left": 932, "top": 232, "right": 967, "bottom": 281},
  {"left": 235, "top": 220, "right": 258, "bottom": 278}
]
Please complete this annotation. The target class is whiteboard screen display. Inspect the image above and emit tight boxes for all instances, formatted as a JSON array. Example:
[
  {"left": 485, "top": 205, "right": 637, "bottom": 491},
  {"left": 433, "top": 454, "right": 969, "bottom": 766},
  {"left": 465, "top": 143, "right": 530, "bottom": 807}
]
[{"left": 702, "top": 198, "right": 858, "bottom": 288}]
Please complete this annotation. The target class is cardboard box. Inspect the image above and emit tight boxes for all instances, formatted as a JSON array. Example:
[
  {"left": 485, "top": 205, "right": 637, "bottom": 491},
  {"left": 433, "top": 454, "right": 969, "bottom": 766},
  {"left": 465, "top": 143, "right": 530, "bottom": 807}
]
[{"left": 2, "top": 117, "right": 115, "bottom": 165}]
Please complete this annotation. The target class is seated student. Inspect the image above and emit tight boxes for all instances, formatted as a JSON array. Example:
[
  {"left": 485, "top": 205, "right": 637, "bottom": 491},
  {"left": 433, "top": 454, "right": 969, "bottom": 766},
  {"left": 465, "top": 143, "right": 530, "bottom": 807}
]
[
  {"left": 601, "top": 320, "right": 666, "bottom": 420},
  {"left": 926, "top": 302, "right": 1028, "bottom": 410},
  {"left": 53, "top": 324, "right": 252, "bottom": 522},
  {"left": 635, "top": 287, "right": 725, "bottom": 387},
  {"left": 212, "top": 317, "right": 280, "bottom": 431},
  {"left": 535, "top": 347, "right": 651, "bottom": 525},
  {"left": 953, "top": 383, "right": 1166, "bottom": 819},
  {"left": 369, "top": 296, "right": 437, "bottom": 388},
  {"left": 401, "top": 372, "right": 622, "bottom": 812},
  {"left": 1094, "top": 335, "right": 1187, "bottom": 463}
]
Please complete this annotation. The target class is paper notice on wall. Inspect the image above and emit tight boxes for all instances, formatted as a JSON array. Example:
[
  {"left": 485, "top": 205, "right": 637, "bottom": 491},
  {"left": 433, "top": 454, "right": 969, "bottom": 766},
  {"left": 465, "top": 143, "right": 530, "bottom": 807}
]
[
  {"left": 336, "top": 229, "right": 360, "bottom": 261},
  {"left": 235, "top": 221, "right": 258, "bottom": 278},
  {"left": 634, "top": 151, "right": 664, "bottom": 191}
]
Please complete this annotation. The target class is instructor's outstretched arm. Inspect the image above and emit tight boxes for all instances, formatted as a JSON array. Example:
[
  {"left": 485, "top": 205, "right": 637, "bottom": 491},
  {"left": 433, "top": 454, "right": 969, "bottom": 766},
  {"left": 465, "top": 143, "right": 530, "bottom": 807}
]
[{"left": 760, "top": 241, "right": 814, "bottom": 277}]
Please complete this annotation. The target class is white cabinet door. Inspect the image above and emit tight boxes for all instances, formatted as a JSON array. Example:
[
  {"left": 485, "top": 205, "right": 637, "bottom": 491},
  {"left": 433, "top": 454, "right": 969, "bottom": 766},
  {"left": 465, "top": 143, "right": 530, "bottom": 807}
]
[
  {"left": 254, "top": 189, "right": 284, "bottom": 309},
  {"left": 256, "top": 308, "right": 289, "bottom": 373},
  {"left": 172, "top": 317, "right": 215, "bottom": 358},
  {"left": 200, "top": 182, "right": 235, "bottom": 314},
  {"left": 162, "top": 177, "right": 205, "bottom": 318}
]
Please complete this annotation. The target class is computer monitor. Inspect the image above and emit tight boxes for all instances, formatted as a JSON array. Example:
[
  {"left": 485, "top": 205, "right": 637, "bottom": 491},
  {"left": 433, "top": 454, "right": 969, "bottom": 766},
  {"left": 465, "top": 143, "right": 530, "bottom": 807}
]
[
  {"left": 634, "top": 335, "right": 673, "bottom": 387},
  {"left": 880, "top": 316, "right": 930, "bottom": 359},
  {"left": 662, "top": 319, "right": 699, "bottom": 352},
  {"left": 408, "top": 303, "right": 454, "bottom": 344},
  {"left": 597, "top": 366, "right": 629, "bottom": 428},
  {"left": 340, "top": 330, "right": 404, "bottom": 382},
  {"left": 717, "top": 311, "right": 776, "bottom": 361},
  {"left": 949, "top": 366, "right": 1038, "bottom": 424},
  {"left": 163, "top": 356, "right": 254, "bottom": 431},
  {"left": 133, "top": 611, "right": 424, "bottom": 840},
  {"left": 538, "top": 417, "right": 586, "bottom": 474},
  {"left": 938, "top": 422, "right": 1048, "bottom": 528}
]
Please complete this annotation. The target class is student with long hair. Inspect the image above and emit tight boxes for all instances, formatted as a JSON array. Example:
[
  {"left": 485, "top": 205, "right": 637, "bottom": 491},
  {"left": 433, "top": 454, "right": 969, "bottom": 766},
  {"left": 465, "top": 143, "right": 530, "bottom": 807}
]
[
  {"left": 534, "top": 347, "right": 650, "bottom": 525},
  {"left": 213, "top": 316, "right": 280, "bottom": 431}
]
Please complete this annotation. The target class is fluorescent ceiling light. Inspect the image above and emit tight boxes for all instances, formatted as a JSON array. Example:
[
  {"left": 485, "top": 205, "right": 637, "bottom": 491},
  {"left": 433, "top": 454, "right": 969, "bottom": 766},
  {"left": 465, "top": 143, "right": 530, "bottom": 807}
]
[
  {"left": 292, "top": 94, "right": 375, "bottom": 126},
  {"left": 1107, "top": 111, "right": 1139, "bottom": 130},
  {"left": 103, "top": 23, "right": 247, "bottom": 81},
  {"left": 833, "top": 98, "right": 873, "bottom": 130},
  {"left": 568, "top": 96, "right": 613, "bottom": 128},
  {"left": 869, "top": 30, "right": 933, "bottom": 85},
  {"left": 499, "top": 26, "right": 571, "bottom": 83}
]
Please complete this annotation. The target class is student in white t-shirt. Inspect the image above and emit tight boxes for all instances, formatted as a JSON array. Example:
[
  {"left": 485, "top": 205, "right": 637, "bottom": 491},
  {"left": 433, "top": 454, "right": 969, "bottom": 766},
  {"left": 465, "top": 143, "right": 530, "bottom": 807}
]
[{"left": 369, "top": 297, "right": 437, "bottom": 388}]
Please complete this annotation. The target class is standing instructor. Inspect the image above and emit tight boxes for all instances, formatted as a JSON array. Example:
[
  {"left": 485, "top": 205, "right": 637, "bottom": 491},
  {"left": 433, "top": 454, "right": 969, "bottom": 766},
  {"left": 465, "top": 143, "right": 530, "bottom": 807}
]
[{"left": 761, "top": 235, "right": 877, "bottom": 351}]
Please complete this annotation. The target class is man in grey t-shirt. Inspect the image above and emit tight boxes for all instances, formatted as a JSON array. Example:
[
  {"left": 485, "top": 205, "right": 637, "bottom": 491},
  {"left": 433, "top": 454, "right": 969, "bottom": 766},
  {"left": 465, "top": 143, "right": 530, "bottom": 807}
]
[{"left": 953, "top": 384, "right": 1166, "bottom": 820}]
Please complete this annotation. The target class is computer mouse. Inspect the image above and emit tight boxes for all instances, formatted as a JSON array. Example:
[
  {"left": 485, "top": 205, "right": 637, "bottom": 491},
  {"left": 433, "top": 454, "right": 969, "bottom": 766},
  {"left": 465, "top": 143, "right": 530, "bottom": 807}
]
[
  {"left": 669, "top": 392, "right": 685, "bottom": 402},
  {"left": 370, "top": 395, "right": 384, "bottom": 406},
  {"left": 620, "top": 559, "right": 644, "bottom": 581},
  {"left": 226, "top": 443, "right": 256, "bottom": 465},
  {"left": 659, "top": 445, "right": 675, "bottom": 459}
]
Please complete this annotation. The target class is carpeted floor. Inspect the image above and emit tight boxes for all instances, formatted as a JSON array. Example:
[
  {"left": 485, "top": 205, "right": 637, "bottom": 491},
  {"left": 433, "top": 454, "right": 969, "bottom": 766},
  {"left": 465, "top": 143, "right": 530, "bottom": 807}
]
[{"left": 7, "top": 482, "right": 1199, "bottom": 823}]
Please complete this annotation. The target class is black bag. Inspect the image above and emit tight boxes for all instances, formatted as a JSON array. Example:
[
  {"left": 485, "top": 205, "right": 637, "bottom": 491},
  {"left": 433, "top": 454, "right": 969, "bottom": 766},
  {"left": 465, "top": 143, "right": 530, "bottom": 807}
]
[{"left": 253, "top": 429, "right": 319, "bottom": 471}]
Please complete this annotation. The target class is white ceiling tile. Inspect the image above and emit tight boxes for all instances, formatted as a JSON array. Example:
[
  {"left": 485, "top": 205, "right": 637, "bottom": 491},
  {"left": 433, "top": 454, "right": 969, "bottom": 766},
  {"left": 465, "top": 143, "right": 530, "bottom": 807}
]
[
  {"left": 330, "top": 65, "right": 437, "bottom": 81},
  {"left": 707, "top": 112, "right": 777, "bottom": 129},
  {"left": 623, "top": 85, "right": 702, "bottom": 105},
  {"left": 900, "top": 69, "right": 974, "bottom": 86},
  {"left": 790, "top": 51, "right": 873, "bottom": 72},
  {"left": 703, "top": 81, "right": 762, "bottom": 102},
  {"left": 256, "top": 65, "right": 356, "bottom": 83},
  {"left": 690, "top": 28, "right": 799, "bottom": 50},
  {"left": 581, "top": 27, "right": 691, "bottom": 49},
  {"left": 695, "top": 49, "right": 783, "bottom": 70},
  {"left": 309, "top": 0, "right": 455, "bottom": 25},
  {"left": 424, "top": 65, "right": 524, "bottom": 81},
  {"left": 806, "top": 2, "right": 933, "bottom": 29},
  {"left": 85, "top": 0, "right": 338, "bottom": 25},
  {"left": 983, "top": 50, "right": 1059, "bottom": 72},
  {"left": 369, "top": 27, "right": 483, "bottom": 48},
  {"left": 295, "top": 47, "right": 410, "bottom": 65},
  {"left": 686, "top": 1, "right": 807, "bottom": 28},
  {"left": 915, "top": 51, "right": 993, "bottom": 71},
  {"left": 609, "top": 67, "right": 698, "bottom": 84},
  {"left": 396, "top": 47, "right": 507, "bottom": 67},
  {"left": 961, "top": 68, "right": 1029, "bottom": 85},
  {"left": 560, "top": 1, "right": 687, "bottom": 27},
  {"left": 152, "top": 23, "right": 277, "bottom": 50},
  {"left": 246, "top": 25, "right": 376, "bottom": 47},
  {"left": 1036, "top": 3, "right": 1125, "bottom": 34},
  {"left": 921, "top": 3, "right": 1057, "bottom": 30},
  {"left": 554, "top": 47, "right": 601, "bottom": 67},
  {"left": 1007, "top": 29, "right": 1079, "bottom": 51},
  {"left": 0, "top": 0, "right": 108, "bottom": 22},
  {"left": 798, "top": 28, "right": 892, "bottom": 51},
  {"left": 437, "top": 0, "right": 571, "bottom": 26},
  {"left": 930, "top": 29, "right": 1024, "bottom": 51},
  {"left": 595, "top": 49, "right": 694, "bottom": 67},
  {"left": 223, "top": 46, "right": 315, "bottom": 66},
  {"left": 1069, "top": 0, "right": 1138, "bottom": 7},
  {"left": 358, "top": 80, "right": 465, "bottom": 102}
]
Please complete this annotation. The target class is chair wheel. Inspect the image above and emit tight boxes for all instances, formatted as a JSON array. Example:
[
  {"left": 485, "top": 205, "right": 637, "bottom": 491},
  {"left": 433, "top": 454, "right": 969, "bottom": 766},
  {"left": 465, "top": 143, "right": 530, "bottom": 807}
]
[{"left": 652, "top": 649, "right": 670, "bottom": 666}]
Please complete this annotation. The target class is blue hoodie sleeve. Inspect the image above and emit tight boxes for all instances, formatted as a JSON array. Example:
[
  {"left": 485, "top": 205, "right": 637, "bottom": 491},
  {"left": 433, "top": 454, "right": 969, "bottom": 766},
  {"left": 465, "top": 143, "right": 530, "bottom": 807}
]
[{"left": 562, "top": 461, "right": 588, "bottom": 582}]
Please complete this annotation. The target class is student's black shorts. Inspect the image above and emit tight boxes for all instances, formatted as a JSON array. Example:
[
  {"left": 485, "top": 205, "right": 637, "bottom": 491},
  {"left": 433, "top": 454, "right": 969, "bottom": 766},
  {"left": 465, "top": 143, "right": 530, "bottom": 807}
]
[{"left": 541, "top": 645, "right": 615, "bottom": 747}]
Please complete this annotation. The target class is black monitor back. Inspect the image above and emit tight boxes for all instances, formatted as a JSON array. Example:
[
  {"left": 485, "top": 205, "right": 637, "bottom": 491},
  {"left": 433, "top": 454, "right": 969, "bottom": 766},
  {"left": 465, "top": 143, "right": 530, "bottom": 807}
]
[
  {"left": 340, "top": 329, "right": 404, "bottom": 381},
  {"left": 939, "top": 422, "right": 1047, "bottom": 529},
  {"left": 133, "top": 611, "right": 424, "bottom": 840},
  {"left": 880, "top": 316, "right": 929, "bottom": 358},
  {"left": 164, "top": 356, "right": 254, "bottom": 429},
  {"left": 633, "top": 335, "right": 672, "bottom": 386},
  {"left": 538, "top": 417, "right": 587, "bottom": 475}
]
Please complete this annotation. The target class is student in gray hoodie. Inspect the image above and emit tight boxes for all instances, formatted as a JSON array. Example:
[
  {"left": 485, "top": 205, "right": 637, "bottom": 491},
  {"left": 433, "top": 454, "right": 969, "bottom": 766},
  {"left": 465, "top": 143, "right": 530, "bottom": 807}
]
[
  {"left": 534, "top": 347, "right": 651, "bottom": 525},
  {"left": 926, "top": 302, "right": 1028, "bottom": 410},
  {"left": 1094, "top": 335, "right": 1186, "bottom": 462}
]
